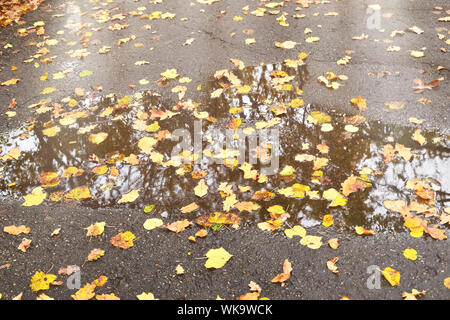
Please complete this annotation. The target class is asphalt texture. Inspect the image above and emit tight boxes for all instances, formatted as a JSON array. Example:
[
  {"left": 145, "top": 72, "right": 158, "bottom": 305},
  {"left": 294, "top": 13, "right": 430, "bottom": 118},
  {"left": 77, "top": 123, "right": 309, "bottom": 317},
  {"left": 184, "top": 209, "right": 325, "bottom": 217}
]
[{"left": 0, "top": 0, "right": 449, "bottom": 300}]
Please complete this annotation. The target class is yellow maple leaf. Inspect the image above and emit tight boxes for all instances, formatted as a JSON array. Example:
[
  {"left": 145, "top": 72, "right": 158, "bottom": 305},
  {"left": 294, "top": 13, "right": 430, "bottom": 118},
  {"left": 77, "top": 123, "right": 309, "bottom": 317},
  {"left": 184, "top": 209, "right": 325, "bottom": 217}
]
[
  {"left": 205, "top": 247, "right": 233, "bottom": 269},
  {"left": 403, "top": 248, "right": 417, "bottom": 261},
  {"left": 267, "top": 205, "right": 285, "bottom": 215},
  {"left": 300, "top": 235, "right": 323, "bottom": 249},
  {"left": 160, "top": 68, "right": 179, "bottom": 79},
  {"left": 279, "top": 165, "right": 295, "bottom": 176},
  {"left": 138, "top": 136, "right": 158, "bottom": 154},
  {"left": 284, "top": 225, "right": 306, "bottom": 238},
  {"left": 91, "top": 165, "right": 108, "bottom": 175},
  {"left": 350, "top": 96, "right": 367, "bottom": 111},
  {"left": 307, "top": 111, "right": 331, "bottom": 124},
  {"left": 382, "top": 267, "right": 401, "bottom": 286},
  {"left": 30, "top": 271, "right": 57, "bottom": 292},
  {"left": 323, "top": 188, "right": 347, "bottom": 207},
  {"left": 194, "top": 179, "right": 208, "bottom": 197},
  {"left": 22, "top": 187, "right": 47, "bottom": 207},
  {"left": 65, "top": 186, "right": 93, "bottom": 201},
  {"left": 86, "top": 222, "right": 106, "bottom": 236},
  {"left": 72, "top": 276, "right": 107, "bottom": 300}
]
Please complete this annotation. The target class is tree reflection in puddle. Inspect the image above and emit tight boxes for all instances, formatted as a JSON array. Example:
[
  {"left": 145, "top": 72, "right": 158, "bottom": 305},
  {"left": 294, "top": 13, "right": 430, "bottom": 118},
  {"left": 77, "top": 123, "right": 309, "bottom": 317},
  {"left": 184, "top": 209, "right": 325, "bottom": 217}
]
[{"left": 0, "top": 62, "right": 448, "bottom": 235}]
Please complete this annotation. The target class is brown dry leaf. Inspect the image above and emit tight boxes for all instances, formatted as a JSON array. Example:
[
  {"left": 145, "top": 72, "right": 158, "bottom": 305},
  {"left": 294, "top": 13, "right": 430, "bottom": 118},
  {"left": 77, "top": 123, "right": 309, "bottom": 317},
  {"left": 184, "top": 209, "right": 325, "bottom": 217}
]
[
  {"left": 165, "top": 219, "right": 193, "bottom": 233},
  {"left": 74, "top": 88, "right": 85, "bottom": 97},
  {"left": 402, "top": 289, "right": 426, "bottom": 300},
  {"left": 12, "top": 293, "right": 23, "bottom": 300},
  {"left": 58, "top": 265, "right": 80, "bottom": 276},
  {"left": 413, "top": 77, "right": 443, "bottom": 93},
  {"left": 18, "top": 238, "right": 32, "bottom": 252},
  {"left": 238, "top": 292, "right": 260, "bottom": 300},
  {"left": 271, "top": 259, "right": 292, "bottom": 284},
  {"left": 180, "top": 202, "right": 199, "bottom": 213},
  {"left": 341, "top": 175, "right": 370, "bottom": 197},
  {"left": 252, "top": 190, "right": 275, "bottom": 201},
  {"left": 327, "top": 257, "right": 339, "bottom": 274},
  {"left": 87, "top": 248, "right": 105, "bottom": 261},
  {"left": 328, "top": 238, "right": 340, "bottom": 249},
  {"left": 385, "top": 101, "right": 405, "bottom": 110},
  {"left": 234, "top": 201, "right": 261, "bottom": 212},
  {"left": 96, "top": 293, "right": 120, "bottom": 300},
  {"left": 1, "top": 147, "right": 21, "bottom": 161},
  {"left": 249, "top": 281, "right": 262, "bottom": 293},
  {"left": 425, "top": 225, "right": 447, "bottom": 240},
  {"left": 86, "top": 222, "right": 106, "bottom": 237},
  {"left": 110, "top": 231, "right": 135, "bottom": 249},
  {"left": 71, "top": 276, "right": 107, "bottom": 300},
  {"left": 317, "top": 142, "right": 329, "bottom": 154},
  {"left": 195, "top": 229, "right": 208, "bottom": 238}
]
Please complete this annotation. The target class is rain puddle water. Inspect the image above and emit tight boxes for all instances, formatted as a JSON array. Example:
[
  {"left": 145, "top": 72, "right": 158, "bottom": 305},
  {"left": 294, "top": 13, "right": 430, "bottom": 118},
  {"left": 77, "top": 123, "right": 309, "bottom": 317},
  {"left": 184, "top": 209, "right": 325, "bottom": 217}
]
[{"left": 0, "top": 63, "right": 449, "bottom": 235}]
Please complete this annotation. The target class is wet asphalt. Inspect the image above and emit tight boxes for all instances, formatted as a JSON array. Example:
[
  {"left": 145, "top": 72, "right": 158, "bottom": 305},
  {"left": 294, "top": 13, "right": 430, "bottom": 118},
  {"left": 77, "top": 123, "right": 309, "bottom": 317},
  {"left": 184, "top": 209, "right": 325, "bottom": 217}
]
[{"left": 0, "top": 0, "right": 449, "bottom": 300}]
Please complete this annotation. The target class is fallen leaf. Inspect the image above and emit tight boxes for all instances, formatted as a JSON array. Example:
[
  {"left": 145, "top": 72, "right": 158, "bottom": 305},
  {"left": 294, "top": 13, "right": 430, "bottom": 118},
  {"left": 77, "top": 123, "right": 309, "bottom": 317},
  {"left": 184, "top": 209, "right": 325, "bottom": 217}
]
[
  {"left": 271, "top": 259, "right": 292, "bottom": 283},
  {"left": 30, "top": 271, "right": 57, "bottom": 292},
  {"left": 117, "top": 189, "right": 139, "bottom": 204},
  {"left": 18, "top": 238, "right": 32, "bottom": 252},
  {"left": 110, "top": 231, "right": 135, "bottom": 249},
  {"left": 4, "top": 225, "right": 31, "bottom": 236},
  {"left": 205, "top": 247, "right": 232, "bottom": 269},
  {"left": 87, "top": 248, "right": 105, "bottom": 261},
  {"left": 143, "top": 218, "right": 164, "bottom": 230},
  {"left": 382, "top": 267, "right": 401, "bottom": 286},
  {"left": 22, "top": 187, "right": 47, "bottom": 207},
  {"left": 165, "top": 219, "right": 192, "bottom": 233}
]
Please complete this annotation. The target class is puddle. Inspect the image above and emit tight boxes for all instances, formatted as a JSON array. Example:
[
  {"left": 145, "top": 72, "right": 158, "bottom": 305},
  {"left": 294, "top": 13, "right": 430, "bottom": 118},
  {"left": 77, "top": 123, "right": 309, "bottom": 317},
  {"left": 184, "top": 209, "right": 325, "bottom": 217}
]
[{"left": 0, "top": 62, "right": 449, "bottom": 235}]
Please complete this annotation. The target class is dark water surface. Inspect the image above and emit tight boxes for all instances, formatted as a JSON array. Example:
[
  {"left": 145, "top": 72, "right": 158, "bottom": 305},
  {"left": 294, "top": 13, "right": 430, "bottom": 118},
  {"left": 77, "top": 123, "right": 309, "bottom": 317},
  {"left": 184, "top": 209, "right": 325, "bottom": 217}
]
[{"left": 0, "top": 63, "right": 449, "bottom": 234}]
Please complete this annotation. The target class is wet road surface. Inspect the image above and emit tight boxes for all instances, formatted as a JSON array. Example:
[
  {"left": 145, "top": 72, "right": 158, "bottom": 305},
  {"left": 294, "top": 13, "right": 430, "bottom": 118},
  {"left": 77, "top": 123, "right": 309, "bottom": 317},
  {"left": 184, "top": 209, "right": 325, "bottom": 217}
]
[{"left": 0, "top": 0, "right": 449, "bottom": 300}]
